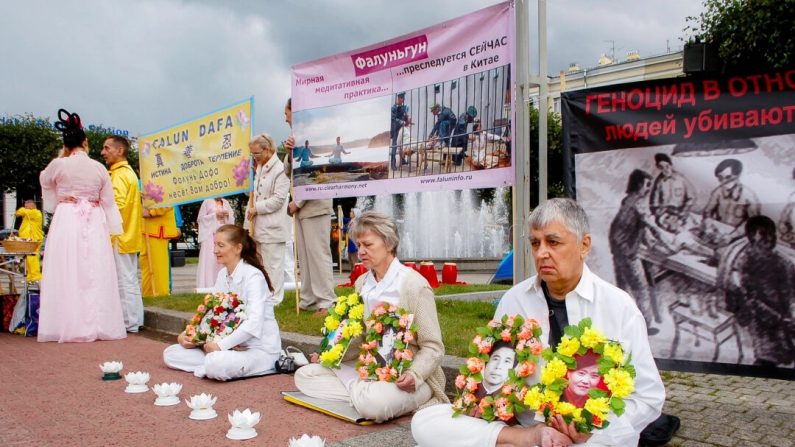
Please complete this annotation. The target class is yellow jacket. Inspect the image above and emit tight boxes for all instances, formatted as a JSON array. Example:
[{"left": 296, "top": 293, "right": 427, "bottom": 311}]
[
  {"left": 109, "top": 160, "right": 144, "bottom": 253},
  {"left": 143, "top": 206, "right": 180, "bottom": 239},
  {"left": 15, "top": 207, "right": 43, "bottom": 241}
]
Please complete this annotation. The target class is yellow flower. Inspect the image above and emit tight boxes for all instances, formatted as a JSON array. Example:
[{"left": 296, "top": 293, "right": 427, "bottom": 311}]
[
  {"left": 334, "top": 302, "right": 348, "bottom": 316},
  {"left": 320, "top": 348, "right": 341, "bottom": 364},
  {"left": 543, "top": 389, "right": 560, "bottom": 405},
  {"left": 348, "top": 304, "right": 365, "bottom": 321},
  {"left": 603, "top": 343, "right": 625, "bottom": 365},
  {"left": 546, "top": 357, "right": 568, "bottom": 379},
  {"left": 556, "top": 336, "right": 580, "bottom": 357},
  {"left": 580, "top": 328, "right": 606, "bottom": 348},
  {"left": 604, "top": 368, "right": 635, "bottom": 399},
  {"left": 523, "top": 387, "right": 544, "bottom": 409},
  {"left": 584, "top": 397, "right": 609, "bottom": 420},
  {"left": 540, "top": 368, "right": 558, "bottom": 386},
  {"left": 555, "top": 402, "right": 577, "bottom": 417},
  {"left": 324, "top": 316, "right": 340, "bottom": 331},
  {"left": 346, "top": 293, "right": 360, "bottom": 306},
  {"left": 572, "top": 407, "right": 584, "bottom": 423},
  {"left": 347, "top": 321, "right": 364, "bottom": 337}
]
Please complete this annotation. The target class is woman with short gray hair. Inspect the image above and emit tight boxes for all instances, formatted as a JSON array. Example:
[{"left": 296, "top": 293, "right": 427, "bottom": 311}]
[
  {"left": 245, "top": 132, "right": 290, "bottom": 305},
  {"left": 294, "top": 210, "right": 447, "bottom": 422}
]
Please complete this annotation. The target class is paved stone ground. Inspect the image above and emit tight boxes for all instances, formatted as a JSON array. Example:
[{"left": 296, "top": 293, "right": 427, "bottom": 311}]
[{"left": 3, "top": 331, "right": 793, "bottom": 447}]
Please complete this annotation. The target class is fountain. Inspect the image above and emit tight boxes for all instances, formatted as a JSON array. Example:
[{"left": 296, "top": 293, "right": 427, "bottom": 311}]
[{"left": 355, "top": 187, "right": 510, "bottom": 261}]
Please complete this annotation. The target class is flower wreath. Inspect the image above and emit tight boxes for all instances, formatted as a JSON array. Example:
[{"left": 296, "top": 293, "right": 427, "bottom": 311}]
[
  {"left": 523, "top": 318, "right": 636, "bottom": 433},
  {"left": 185, "top": 292, "right": 246, "bottom": 345},
  {"left": 318, "top": 292, "right": 365, "bottom": 368},
  {"left": 452, "top": 314, "right": 544, "bottom": 423},
  {"left": 355, "top": 303, "right": 417, "bottom": 382}
]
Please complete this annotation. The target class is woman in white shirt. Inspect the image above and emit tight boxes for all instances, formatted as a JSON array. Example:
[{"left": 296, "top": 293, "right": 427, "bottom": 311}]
[{"left": 163, "top": 224, "right": 282, "bottom": 381}]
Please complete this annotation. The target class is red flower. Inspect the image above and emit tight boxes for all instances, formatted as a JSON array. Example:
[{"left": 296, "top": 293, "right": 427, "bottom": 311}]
[
  {"left": 592, "top": 415, "right": 603, "bottom": 428},
  {"left": 210, "top": 319, "right": 219, "bottom": 328},
  {"left": 232, "top": 299, "right": 240, "bottom": 308},
  {"left": 214, "top": 306, "right": 225, "bottom": 314}
]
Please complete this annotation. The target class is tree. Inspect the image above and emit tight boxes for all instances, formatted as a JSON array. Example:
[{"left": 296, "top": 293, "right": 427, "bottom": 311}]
[
  {"left": 0, "top": 116, "right": 60, "bottom": 202},
  {"left": 684, "top": 0, "right": 795, "bottom": 71}
]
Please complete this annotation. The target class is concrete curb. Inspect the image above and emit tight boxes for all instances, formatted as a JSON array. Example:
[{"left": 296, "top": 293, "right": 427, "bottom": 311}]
[{"left": 144, "top": 306, "right": 466, "bottom": 395}]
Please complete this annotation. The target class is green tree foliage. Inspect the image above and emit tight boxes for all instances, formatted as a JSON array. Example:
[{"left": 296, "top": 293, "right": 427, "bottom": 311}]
[
  {"left": 0, "top": 116, "right": 60, "bottom": 201},
  {"left": 529, "top": 107, "right": 565, "bottom": 204},
  {"left": 684, "top": 0, "right": 795, "bottom": 71}
]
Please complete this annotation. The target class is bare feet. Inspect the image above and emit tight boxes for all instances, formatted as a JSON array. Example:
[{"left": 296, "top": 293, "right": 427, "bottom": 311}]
[{"left": 312, "top": 308, "right": 329, "bottom": 318}]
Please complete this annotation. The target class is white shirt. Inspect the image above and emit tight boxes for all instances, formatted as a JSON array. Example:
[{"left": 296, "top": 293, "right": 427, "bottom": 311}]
[
  {"left": 213, "top": 260, "right": 281, "bottom": 355},
  {"left": 359, "top": 257, "right": 409, "bottom": 315},
  {"left": 495, "top": 264, "right": 665, "bottom": 446}
]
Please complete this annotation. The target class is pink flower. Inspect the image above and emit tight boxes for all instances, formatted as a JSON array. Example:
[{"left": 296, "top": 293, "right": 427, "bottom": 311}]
[
  {"left": 143, "top": 181, "right": 164, "bottom": 203},
  {"left": 388, "top": 305, "right": 398, "bottom": 313},
  {"left": 516, "top": 361, "right": 536, "bottom": 378},
  {"left": 463, "top": 393, "right": 477, "bottom": 405},
  {"left": 495, "top": 405, "right": 514, "bottom": 421},
  {"left": 357, "top": 367, "right": 368, "bottom": 379},
  {"left": 505, "top": 316, "right": 516, "bottom": 328},
  {"left": 399, "top": 314, "right": 411, "bottom": 328},
  {"left": 374, "top": 306, "right": 387, "bottom": 317},
  {"left": 197, "top": 304, "right": 206, "bottom": 313},
  {"left": 399, "top": 349, "right": 413, "bottom": 361},
  {"left": 403, "top": 331, "right": 414, "bottom": 343},
  {"left": 466, "top": 377, "right": 479, "bottom": 393},
  {"left": 455, "top": 374, "right": 466, "bottom": 389},
  {"left": 478, "top": 397, "right": 492, "bottom": 411},
  {"left": 516, "top": 340, "right": 526, "bottom": 351},
  {"left": 500, "top": 329, "right": 512, "bottom": 342},
  {"left": 528, "top": 339, "right": 543, "bottom": 355},
  {"left": 232, "top": 158, "right": 250, "bottom": 187},
  {"left": 466, "top": 357, "right": 485, "bottom": 374},
  {"left": 518, "top": 326, "right": 534, "bottom": 341},
  {"left": 476, "top": 338, "right": 492, "bottom": 354},
  {"left": 501, "top": 384, "right": 514, "bottom": 396},
  {"left": 452, "top": 398, "right": 464, "bottom": 411},
  {"left": 487, "top": 320, "right": 501, "bottom": 328},
  {"left": 517, "top": 386, "right": 528, "bottom": 401}
]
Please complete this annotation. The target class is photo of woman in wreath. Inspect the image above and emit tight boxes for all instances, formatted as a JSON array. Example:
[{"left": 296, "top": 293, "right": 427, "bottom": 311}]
[
  {"left": 375, "top": 325, "right": 398, "bottom": 366},
  {"left": 477, "top": 341, "right": 518, "bottom": 398},
  {"left": 562, "top": 351, "right": 604, "bottom": 408}
]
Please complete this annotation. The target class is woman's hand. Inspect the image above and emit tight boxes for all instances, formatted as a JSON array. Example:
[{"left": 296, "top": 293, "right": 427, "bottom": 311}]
[
  {"left": 309, "top": 352, "right": 320, "bottom": 363},
  {"left": 203, "top": 341, "right": 221, "bottom": 353},
  {"left": 177, "top": 332, "right": 195, "bottom": 349},
  {"left": 245, "top": 207, "right": 257, "bottom": 221},
  {"left": 395, "top": 373, "right": 415, "bottom": 392},
  {"left": 549, "top": 414, "right": 591, "bottom": 445}
]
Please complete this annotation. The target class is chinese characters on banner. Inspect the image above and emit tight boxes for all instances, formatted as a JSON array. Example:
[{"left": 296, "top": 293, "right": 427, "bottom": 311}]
[
  {"left": 563, "top": 70, "right": 795, "bottom": 373},
  {"left": 291, "top": 2, "right": 515, "bottom": 200},
  {"left": 139, "top": 97, "right": 253, "bottom": 208}
]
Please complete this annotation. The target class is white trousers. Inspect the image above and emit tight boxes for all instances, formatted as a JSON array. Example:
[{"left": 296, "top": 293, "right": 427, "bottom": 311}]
[
  {"left": 258, "top": 241, "right": 286, "bottom": 305},
  {"left": 293, "top": 363, "right": 432, "bottom": 423},
  {"left": 412, "top": 404, "right": 615, "bottom": 447},
  {"left": 412, "top": 404, "right": 506, "bottom": 447},
  {"left": 163, "top": 344, "right": 278, "bottom": 381},
  {"left": 113, "top": 248, "right": 143, "bottom": 331},
  {"left": 284, "top": 239, "right": 296, "bottom": 284}
]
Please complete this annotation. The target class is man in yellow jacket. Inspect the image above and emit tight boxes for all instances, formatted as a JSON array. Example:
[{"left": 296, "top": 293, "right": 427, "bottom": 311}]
[
  {"left": 102, "top": 136, "right": 144, "bottom": 332},
  {"left": 140, "top": 206, "right": 179, "bottom": 297},
  {"left": 15, "top": 199, "right": 43, "bottom": 282}
]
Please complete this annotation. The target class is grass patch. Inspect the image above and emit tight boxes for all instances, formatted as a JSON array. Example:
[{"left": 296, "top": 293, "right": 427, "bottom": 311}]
[
  {"left": 143, "top": 284, "right": 508, "bottom": 357},
  {"left": 185, "top": 257, "right": 198, "bottom": 265}
]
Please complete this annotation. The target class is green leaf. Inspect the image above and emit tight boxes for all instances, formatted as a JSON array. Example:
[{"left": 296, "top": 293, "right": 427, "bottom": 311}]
[
  {"left": 588, "top": 388, "right": 608, "bottom": 399},
  {"left": 610, "top": 397, "right": 625, "bottom": 416}
]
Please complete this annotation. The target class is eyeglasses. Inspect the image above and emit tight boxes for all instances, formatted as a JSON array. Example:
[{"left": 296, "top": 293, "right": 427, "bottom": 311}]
[{"left": 251, "top": 151, "right": 264, "bottom": 156}]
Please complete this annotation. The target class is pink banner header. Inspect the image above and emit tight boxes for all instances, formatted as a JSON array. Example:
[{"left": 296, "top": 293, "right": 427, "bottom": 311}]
[{"left": 350, "top": 35, "right": 429, "bottom": 77}]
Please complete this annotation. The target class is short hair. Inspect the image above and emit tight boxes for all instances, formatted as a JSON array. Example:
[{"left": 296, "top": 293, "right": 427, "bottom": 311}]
[
  {"left": 626, "top": 169, "right": 652, "bottom": 194},
  {"left": 654, "top": 153, "right": 671, "bottom": 165},
  {"left": 249, "top": 133, "right": 275, "bottom": 152},
  {"left": 745, "top": 215, "right": 776, "bottom": 240},
  {"left": 349, "top": 210, "right": 400, "bottom": 256},
  {"left": 714, "top": 158, "right": 742, "bottom": 177},
  {"left": 105, "top": 135, "right": 130, "bottom": 157},
  {"left": 528, "top": 198, "right": 590, "bottom": 242},
  {"left": 285, "top": 97, "right": 291, "bottom": 110}
]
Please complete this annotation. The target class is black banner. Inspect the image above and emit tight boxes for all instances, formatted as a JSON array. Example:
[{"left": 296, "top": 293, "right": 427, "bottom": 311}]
[{"left": 562, "top": 68, "right": 795, "bottom": 377}]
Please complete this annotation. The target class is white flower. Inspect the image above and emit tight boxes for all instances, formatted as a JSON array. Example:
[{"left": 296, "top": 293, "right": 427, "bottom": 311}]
[
  {"left": 99, "top": 361, "right": 123, "bottom": 373},
  {"left": 185, "top": 393, "right": 217, "bottom": 410},
  {"left": 288, "top": 434, "right": 325, "bottom": 447},
  {"left": 228, "top": 408, "right": 260, "bottom": 429},
  {"left": 152, "top": 382, "right": 182, "bottom": 397}
]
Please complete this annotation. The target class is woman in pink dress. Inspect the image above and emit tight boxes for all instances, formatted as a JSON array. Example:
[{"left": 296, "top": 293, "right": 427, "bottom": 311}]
[
  {"left": 196, "top": 197, "right": 235, "bottom": 288},
  {"left": 37, "top": 109, "right": 127, "bottom": 343}
]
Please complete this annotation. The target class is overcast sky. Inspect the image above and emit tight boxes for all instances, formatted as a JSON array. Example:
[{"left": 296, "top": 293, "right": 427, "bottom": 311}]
[{"left": 0, "top": 0, "right": 703, "bottom": 143}]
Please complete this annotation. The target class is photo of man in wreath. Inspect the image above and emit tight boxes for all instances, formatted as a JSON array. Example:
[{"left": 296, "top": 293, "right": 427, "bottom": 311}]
[{"left": 477, "top": 341, "right": 517, "bottom": 399}]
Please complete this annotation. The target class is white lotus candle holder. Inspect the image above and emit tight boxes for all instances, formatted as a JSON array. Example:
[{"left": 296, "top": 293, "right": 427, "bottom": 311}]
[
  {"left": 226, "top": 408, "right": 261, "bottom": 440},
  {"left": 152, "top": 382, "right": 182, "bottom": 406},
  {"left": 185, "top": 393, "right": 218, "bottom": 420},
  {"left": 124, "top": 371, "right": 150, "bottom": 393},
  {"left": 288, "top": 434, "right": 325, "bottom": 447},
  {"left": 99, "top": 361, "right": 123, "bottom": 381}
]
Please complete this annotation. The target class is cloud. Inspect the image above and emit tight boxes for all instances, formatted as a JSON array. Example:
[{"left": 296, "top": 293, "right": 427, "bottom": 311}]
[{"left": 1, "top": 0, "right": 704, "bottom": 144}]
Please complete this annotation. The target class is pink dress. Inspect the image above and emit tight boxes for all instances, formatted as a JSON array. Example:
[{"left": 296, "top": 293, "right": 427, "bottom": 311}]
[
  {"left": 196, "top": 198, "right": 235, "bottom": 288},
  {"left": 38, "top": 151, "right": 127, "bottom": 342}
]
